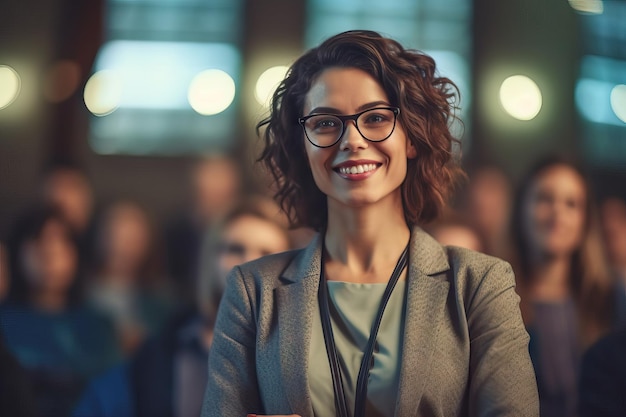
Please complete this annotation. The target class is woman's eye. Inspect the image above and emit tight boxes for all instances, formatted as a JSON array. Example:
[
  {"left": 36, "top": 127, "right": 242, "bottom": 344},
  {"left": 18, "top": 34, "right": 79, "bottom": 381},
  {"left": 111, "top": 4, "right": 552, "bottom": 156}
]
[
  {"left": 566, "top": 198, "right": 582, "bottom": 209},
  {"left": 311, "top": 117, "right": 340, "bottom": 131},
  {"left": 365, "top": 114, "right": 385, "bottom": 123},
  {"left": 318, "top": 119, "right": 338, "bottom": 127}
]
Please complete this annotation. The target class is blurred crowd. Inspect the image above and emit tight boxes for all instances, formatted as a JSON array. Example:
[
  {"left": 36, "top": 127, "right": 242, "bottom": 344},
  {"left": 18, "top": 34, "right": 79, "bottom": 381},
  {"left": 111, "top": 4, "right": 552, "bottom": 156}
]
[{"left": 1, "top": 151, "right": 626, "bottom": 417}]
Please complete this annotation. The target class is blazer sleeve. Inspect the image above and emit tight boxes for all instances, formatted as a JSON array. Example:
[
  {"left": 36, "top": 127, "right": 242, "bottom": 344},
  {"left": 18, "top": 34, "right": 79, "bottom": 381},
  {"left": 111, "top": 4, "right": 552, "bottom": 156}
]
[
  {"left": 465, "top": 258, "right": 539, "bottom": 417},
  {"left": 201, "top": 266, "right": 262, "bottom": 417}
]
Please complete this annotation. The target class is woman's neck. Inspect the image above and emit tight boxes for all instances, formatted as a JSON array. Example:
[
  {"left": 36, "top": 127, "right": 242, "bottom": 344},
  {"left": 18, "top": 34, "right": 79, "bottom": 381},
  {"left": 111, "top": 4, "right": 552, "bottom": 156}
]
[
  {"left": 324, "top": 203, "right": 410, "bottom": 283},
  {"left": 529, "top": 255, "right": 572, "bottom": 301}
]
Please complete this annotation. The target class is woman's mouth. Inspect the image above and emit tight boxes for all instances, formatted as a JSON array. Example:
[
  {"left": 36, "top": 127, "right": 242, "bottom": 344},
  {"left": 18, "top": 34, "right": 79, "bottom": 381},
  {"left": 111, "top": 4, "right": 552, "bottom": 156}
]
[
  {"left": 337, "top": 163, "right": 378, "bottom": 175},
  {"left": 333, "top": 161, "right": 381, "bottom": 180}
]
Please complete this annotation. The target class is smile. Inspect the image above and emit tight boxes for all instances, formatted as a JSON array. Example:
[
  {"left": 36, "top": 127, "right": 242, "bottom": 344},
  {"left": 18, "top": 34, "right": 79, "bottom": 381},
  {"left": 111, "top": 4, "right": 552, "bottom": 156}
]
[{"left": 337, "top": 163, "right": 378, "bottom": 175}]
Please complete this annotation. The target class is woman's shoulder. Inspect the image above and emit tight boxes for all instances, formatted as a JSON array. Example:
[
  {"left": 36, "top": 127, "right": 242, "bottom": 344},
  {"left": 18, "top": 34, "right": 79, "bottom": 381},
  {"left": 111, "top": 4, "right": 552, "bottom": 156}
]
[
  {"left": 414, "top": 229, "right": 515, "bottom": 291},
  {"left": 444, "top": 245, "right": 512, "bottom": 273}
]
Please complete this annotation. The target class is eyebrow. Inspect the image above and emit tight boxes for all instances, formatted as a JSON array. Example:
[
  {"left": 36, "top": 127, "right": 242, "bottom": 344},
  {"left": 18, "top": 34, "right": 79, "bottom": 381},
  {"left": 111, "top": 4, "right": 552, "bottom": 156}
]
[{"left": 307, "top": 100, "right": 392, "bottom": 116}]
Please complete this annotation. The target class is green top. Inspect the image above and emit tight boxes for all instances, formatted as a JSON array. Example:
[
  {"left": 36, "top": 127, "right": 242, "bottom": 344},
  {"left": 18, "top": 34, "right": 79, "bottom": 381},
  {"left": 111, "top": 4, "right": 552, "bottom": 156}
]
[{"left": 308, "top": 280, "right": 407, "bottom": 417}]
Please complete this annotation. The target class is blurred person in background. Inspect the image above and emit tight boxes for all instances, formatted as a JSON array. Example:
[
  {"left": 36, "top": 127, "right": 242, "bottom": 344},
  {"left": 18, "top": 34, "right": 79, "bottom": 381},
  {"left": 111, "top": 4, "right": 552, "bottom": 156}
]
[
  {"left": 462, "top": 162, "right": 515, "bottom": 263},
  {"left": 1, "top": 205, "right": 120, "bottom": 417},
  {"left": 511, "top": 155, "right": 614, "bottom": 417},
  {"left": 599, "top": 195, "right": 626, "bottom": 327},
  {"left": 39, "top": 160, "right": 97, "bottom": 262},
  {"left": 86, "top": 200, "right": 175, "bottom": 356},
  {"left": 73, "top": 197, "right": 291, "bottom": 417},
  {"left": 164, "top": 154, "right": 243, "bottom": 306}
]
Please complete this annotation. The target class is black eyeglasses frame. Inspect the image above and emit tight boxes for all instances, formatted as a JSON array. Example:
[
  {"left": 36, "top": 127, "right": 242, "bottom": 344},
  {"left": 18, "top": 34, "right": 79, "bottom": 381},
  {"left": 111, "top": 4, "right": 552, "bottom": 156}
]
[{"left": 297, "top": 106, "right": 401, "bottom": 148}]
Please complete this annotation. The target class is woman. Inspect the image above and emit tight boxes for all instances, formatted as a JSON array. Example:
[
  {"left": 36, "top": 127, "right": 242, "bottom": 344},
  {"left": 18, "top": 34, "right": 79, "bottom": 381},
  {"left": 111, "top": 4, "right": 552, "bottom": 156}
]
[
  {"left": 87, "top": 200, "right": 174, "bottom": 355},
  {"left": 202, "top": 30, "right": 538, "bottom": 417},
  {"left": 1, "top": 206, "right": 120, "bottom": 417},
  {"left": 511, "top": 156, "right": 614, "bottom": 417}
]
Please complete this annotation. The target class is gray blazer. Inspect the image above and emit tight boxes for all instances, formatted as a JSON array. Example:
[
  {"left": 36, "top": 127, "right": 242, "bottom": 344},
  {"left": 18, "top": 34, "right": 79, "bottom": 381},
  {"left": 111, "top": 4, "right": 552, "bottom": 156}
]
[{"left": 202, "top": 227, "right": 539, "bottom": 417}]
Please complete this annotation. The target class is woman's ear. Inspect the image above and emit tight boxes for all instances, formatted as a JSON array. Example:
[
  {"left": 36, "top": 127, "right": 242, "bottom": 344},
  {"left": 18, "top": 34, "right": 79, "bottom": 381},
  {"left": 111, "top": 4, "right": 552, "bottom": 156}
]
[{"left": 406, "top": 140, "right": 417, "bottom": 159}]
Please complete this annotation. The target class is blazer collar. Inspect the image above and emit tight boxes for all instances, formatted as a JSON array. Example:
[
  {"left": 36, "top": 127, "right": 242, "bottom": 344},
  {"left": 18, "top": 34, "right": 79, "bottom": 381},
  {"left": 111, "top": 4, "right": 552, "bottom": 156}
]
[
  {"left": 408, "top": 226, "right": 450, "bottom": 276},
  {"left": 275, "top": 232, "right": 322, "bottom": 416},
  {"left": 281, "top": 232, "right": 323, "bottom": 284},
  {"left": 396, "top": 227, "right": 452, "bottom": 416}
]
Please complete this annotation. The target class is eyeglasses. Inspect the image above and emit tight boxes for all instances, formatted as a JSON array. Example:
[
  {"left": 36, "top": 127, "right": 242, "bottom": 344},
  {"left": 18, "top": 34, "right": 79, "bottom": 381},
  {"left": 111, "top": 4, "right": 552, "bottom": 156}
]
[{"left": 298, "top": 106, "right": 400, "bottom": 148}]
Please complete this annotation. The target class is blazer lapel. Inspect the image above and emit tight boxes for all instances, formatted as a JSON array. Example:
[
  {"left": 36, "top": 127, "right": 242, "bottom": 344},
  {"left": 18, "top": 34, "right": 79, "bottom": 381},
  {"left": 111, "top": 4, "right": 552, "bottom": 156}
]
[
  {"left": 275, "top": 234, "right": 322, "bottom": 417},
  {"left": 395, "top": 228, "right": 451, "bottom": 417}
]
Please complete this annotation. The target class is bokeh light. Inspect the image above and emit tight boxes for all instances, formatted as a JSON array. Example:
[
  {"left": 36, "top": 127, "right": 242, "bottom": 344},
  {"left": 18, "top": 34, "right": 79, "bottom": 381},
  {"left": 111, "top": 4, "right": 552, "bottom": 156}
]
[
  {"left": 84, "top": 70, "right": 123, "bottom": 116},
  {"left": 0, "top": 65, "right": 21, "bottom": 110},
  {"left": 499, "top": 75, "right": 542, "bottom": 121},
  {"left": 43, "top": 60, "right": 82, "bottom": 103},
  {"left": 568, "top": 0, "right": 604, "bottom": 14},
  {"left": 254, "top": 66, "right": 289, "bottom": 106},
  {"left": 610, "top": 84, "right": 626, "bottom": 123},
  {"left": 187, "top": 69, "right": 236, "bottom": 115}
]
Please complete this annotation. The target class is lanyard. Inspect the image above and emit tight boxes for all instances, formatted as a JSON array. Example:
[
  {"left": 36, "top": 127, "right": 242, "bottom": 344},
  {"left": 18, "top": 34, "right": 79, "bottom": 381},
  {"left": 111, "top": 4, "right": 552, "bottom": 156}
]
[{"left": 318, "top": 245, "right": 409, "bottom": 417}]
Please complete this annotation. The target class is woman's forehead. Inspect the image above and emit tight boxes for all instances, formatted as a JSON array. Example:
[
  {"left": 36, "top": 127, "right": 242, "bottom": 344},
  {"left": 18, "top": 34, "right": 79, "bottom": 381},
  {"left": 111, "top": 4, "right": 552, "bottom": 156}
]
[{"left": 303, "top": 67, "right": 388, "bottom": 113}]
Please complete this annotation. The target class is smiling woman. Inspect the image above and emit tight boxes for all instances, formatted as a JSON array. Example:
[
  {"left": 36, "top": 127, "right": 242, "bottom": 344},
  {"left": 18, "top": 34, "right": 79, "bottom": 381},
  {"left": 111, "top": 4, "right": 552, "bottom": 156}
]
[{"left": 202, "top": 30, "right": 539, "bottom": 417}]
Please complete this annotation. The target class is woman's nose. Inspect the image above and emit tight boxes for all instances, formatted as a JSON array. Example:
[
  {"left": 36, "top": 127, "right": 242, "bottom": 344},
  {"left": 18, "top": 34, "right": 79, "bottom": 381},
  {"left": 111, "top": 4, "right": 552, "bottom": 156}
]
[{"left": 339, "top": 121, "right": 368, "bottom": 151}]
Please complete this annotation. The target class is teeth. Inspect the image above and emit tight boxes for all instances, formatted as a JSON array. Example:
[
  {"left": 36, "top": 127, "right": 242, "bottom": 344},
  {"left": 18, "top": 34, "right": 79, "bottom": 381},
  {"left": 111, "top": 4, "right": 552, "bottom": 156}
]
[{"left": 338, "top": 164, "right": 377, "bottom": 175}]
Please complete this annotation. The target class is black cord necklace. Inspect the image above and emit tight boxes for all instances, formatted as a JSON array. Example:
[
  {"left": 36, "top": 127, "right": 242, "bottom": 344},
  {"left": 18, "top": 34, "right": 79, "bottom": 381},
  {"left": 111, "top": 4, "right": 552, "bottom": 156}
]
[{"left": 318, "top": 244, "right": 409, "bottom": 417}]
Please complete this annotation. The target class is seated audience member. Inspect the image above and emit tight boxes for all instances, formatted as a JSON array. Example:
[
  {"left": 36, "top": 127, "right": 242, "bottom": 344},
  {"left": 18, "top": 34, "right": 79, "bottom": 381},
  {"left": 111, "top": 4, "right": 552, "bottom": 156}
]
[
  {"left": 73, "top": 198, "right": 291, "bottom": 417},
  {"left": 1, "top": 206, "right": 120, "bottom": 417},
  {"left": 599, "top": 195, "right": 626, "bottom": 328},
  {"left": 39, "top": 160, "right": 97, "bottom": 264},
  {"left": 86, "top": 200, "right": 175, "bottom": 355},
  {"left": 579, "top": 327, "right": 626, "bottom": 417},
  {"left": 511, "top": 155, "right": 614, "bottom": 417}
]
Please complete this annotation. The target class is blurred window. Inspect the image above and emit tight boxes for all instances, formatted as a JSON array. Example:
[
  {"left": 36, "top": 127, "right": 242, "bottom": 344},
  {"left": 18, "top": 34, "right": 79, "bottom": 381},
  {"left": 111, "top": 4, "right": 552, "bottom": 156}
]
[
  {"left": 574, "top": 1, "right": 626, "bottom": 169},
  {"left": 88, "top": 0, "right": 244, "bottom": 156}
]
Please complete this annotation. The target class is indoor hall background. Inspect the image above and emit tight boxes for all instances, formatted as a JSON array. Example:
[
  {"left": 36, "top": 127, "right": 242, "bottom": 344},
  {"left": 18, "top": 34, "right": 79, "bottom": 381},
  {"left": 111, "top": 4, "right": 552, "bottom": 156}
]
[{"left": 0, "top": 0, "right": 624, "bottom": 237}]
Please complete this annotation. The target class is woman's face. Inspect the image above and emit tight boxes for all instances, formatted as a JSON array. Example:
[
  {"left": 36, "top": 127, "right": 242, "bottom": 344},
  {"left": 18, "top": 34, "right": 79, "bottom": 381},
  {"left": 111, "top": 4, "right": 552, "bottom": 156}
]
[
  {"left": 21, "top": 219, "right": 77, "bottom": 294},
  {"left": 302, "top": 67, "right": 416, "bottom": 211},
  {"left": 521, "top": 164, "right": 587, "bottom": 259}
]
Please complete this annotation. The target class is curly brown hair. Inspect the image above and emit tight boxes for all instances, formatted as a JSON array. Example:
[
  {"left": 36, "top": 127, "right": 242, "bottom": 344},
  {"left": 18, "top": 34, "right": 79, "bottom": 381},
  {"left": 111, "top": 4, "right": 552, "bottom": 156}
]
[{"left": 258, "top": 30, "right": 464, "bottom": 231}]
